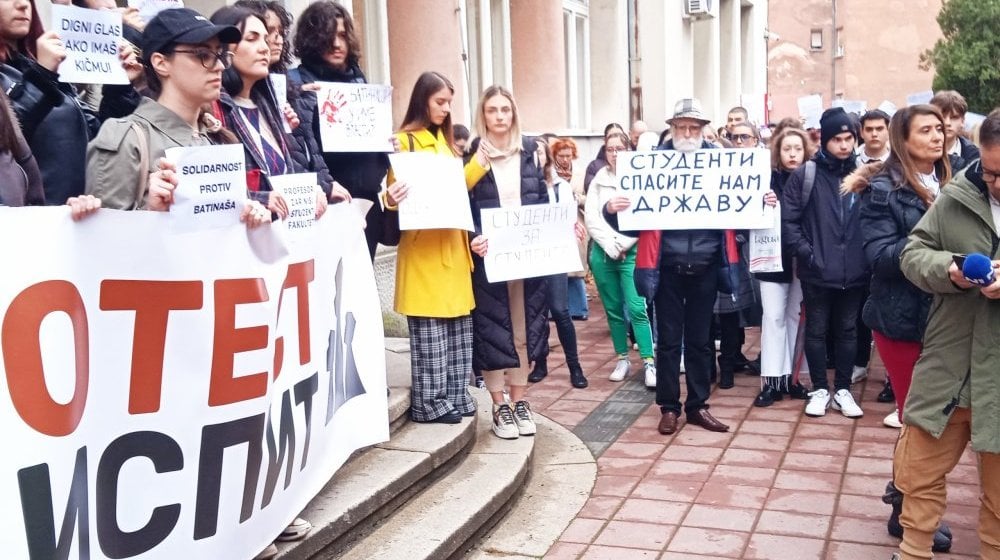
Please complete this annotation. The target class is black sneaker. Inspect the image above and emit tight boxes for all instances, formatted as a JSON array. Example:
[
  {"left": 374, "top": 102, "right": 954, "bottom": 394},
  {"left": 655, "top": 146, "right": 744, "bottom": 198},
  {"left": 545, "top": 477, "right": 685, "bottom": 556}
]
[
  {"left": 877, "top": 381, "right": 895, "bottom": 403},
  {"left": 527, "top": 359, "right": 548, "bottom": 383},
  {"left": 785, "top": 382, "right": 811, "bottom": 400},
  {"left": 754, "top": 387, "right": 782, "bottom": 407}
]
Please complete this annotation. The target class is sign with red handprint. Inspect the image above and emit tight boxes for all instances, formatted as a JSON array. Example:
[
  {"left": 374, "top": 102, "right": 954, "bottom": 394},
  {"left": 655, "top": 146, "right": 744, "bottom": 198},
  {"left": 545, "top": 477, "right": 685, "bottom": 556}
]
[{"left": 315, "top": 82, "right": 394, "bottom": 153}]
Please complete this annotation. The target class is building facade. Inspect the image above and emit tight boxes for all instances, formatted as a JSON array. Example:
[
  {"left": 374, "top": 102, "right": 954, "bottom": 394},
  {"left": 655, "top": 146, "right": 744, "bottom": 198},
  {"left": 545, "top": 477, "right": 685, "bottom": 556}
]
[{"left": 768, "top": 0, "right": 944, "bottom": 121}]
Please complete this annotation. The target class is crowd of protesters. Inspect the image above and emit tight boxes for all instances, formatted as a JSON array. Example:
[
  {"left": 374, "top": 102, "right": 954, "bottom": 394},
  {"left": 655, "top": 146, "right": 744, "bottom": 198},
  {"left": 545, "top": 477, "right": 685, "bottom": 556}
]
[{"left": 3, "top": 0, "right": 999, "bottom": 557}]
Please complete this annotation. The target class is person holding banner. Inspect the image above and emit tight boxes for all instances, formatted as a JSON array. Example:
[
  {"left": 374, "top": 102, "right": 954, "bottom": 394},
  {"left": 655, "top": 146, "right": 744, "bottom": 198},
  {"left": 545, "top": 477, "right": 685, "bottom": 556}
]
[
  {"left": 210, "top": 6, "right": 341, "bottom": 216},
  {"left": 291, "top": 1, "right": 391, "bottom": 259},
  {"left": 383, "top": 71, "right": 477, "bottom": 425},
  {"left": 754, "top": 126, "right": 814, "bottom": 407},
  {"left": 585, "top": 130, "right": 656, "bottom": 388},
  {"left": 0, "top": 0, "right": 140, "bottom": 205},
  {"left": 844, "top": 105, "right": 955, "bottom": 553},
  {"left": 463, "top": 85, "right": 551, "bottom": 439},
  {"left": 85, "top": 7, "right": 266, "bottom": 228}
]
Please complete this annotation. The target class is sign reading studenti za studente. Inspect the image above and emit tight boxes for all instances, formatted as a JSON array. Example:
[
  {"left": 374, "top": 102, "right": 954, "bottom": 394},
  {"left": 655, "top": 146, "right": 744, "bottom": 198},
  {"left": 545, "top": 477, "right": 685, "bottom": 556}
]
[
  {"left": 615, "top": 149, "right": 773, "bottom": 231},
  {"left": 0, "top": 204, "right": 388, "bottom": 559},
  {"left": 52, "top": 4, "right": 129, "bottom": 85},
  {"left": 316, "top": 82, "right": 394, "bottom": 152},
  {"left": 480, "top": 202, "right": 583, "bottom": 282}
]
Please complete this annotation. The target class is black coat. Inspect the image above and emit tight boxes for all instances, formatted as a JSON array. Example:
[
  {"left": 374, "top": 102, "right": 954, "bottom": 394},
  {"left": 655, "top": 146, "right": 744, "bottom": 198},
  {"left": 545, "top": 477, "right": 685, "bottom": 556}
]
[
  {"left": 782, "top": 150, "right": 869, "bottom": 289},
  {"left": 755, "top": 169, "right": 795, "bottom": 284},
  {"left": 467, "top": 136, "right": 550, "bottom": 371},
  {"left": 289, "top": 62, "right": 390, "bottom": 202},
  {"left": 949, "top": 135, "right": 980, "bottom": 173},
  {"left": 858, "top": 168, "right": 933, "bottom": 341}
]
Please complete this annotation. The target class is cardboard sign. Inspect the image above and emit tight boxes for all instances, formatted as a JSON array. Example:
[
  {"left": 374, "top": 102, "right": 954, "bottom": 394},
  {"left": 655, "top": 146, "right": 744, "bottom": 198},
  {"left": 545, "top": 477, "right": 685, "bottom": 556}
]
[
  {"left": 750, "top": 204, "right": 782, "bottom": 273},
  {"left": 0, "top": 204, "right": 388, "bottom": 560},
  {"left": 316, "top": 83, "right": 393, "bottom": 152},
  {"left": 165, "top": 144, "right": 249, "bottom": 232},
  {"left": 616, "top": 149, "right": 773, "bottom": 231},
  {"left": 480, "top": 201, "right": 582, "bottom": 282},
  {"left": 52, "top": 5, "right": 129, "bottom": 85},
  {"left": 797, "top": 94, "right": 824, "bottom": 129},
  {"left": 388, "top": 151, "right": 474, "bottom": 231}
]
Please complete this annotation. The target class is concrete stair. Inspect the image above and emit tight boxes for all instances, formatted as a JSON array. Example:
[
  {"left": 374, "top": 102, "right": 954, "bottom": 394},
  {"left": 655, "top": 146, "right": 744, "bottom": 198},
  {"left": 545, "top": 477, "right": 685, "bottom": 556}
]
[{"left": 273, "top": 340, "right": 593, "bottom": 560}]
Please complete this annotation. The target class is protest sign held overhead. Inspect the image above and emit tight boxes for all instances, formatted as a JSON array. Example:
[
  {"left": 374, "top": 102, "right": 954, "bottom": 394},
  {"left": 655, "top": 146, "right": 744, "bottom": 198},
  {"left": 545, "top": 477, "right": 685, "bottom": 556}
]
[
  {"left": 616, "top": 149, "right": 773, "bottom": 231},
  {"left": 480, "top": 201, "right": 583, "bottom": 283},
  {"left": 388, "top": 151, "right": 474, "bottom": 231},
  {"left": 317, "top": 83, "right": 394, "bottom": 152},
  {"left": 0, "top": 204, "right": 387, "bottom": 560},
  {"left": 797, "top": 94, "right": 824, "bottom": 129},
  {"left": 127, "top": 0, "right": 183, "bottom": 21},
  {"left": 52, "top": 5, "right": 129, "bottom": 85},
  {"left": 165, "top": 144, "right": 248, "bottom": 232}
]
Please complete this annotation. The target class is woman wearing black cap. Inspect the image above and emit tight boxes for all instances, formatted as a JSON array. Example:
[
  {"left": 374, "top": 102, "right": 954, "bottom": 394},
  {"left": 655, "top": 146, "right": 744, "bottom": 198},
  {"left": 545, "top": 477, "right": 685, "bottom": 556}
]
[{"left": 85, "top": 7, "right": 267, "bottom": 227}]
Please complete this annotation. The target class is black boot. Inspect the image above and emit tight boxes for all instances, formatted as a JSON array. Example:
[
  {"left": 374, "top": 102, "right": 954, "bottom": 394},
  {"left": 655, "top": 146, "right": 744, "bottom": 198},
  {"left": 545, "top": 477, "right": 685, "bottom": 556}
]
[
  {"left": 528, "top": 358, "right": 548, "bottom": 383},
  {"left": 882, "top": 481, "right": 952, "bottom": 552},
  {"left": 719, "top": 370, "right": 734, "bottom": 389},
  {"left": 569, "top": 361, "right": 588, "bottom": 388},
  {"left": 877, "top": 380, "right": 895, "bottom": 403}
]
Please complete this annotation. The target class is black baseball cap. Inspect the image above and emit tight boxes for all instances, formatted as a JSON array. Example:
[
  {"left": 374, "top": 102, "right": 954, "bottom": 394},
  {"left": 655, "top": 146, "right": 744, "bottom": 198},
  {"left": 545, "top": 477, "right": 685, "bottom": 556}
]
[{"left": 141, "top": 8, "right": 241, "bottom": 59}]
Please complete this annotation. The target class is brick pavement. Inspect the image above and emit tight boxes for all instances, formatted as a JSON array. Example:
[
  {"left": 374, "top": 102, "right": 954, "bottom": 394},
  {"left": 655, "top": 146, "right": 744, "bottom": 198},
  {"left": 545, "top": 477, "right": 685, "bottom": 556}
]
[{"left": 528, "top": 286, "right": 980, "bottom": 560}]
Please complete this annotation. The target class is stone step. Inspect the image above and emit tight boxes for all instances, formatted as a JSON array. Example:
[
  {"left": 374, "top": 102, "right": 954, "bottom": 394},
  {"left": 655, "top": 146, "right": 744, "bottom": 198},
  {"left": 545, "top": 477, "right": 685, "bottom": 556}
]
[{"left": 330, "top": 390, "right": 535, "bottom": 560}]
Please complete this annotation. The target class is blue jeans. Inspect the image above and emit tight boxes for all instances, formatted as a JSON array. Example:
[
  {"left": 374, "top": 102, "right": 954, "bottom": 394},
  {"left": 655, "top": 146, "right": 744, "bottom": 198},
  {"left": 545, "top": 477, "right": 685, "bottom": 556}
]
[{"left": 567, "top": 276, "right": 588, "bottom": 317}]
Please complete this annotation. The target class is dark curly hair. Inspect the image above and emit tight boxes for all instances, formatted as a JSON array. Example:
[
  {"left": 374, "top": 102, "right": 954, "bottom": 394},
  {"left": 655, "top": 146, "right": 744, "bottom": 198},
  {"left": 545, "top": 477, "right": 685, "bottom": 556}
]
[
  {"left": 233, "top": 0, "right": 293, "bottom": 72},
  {"left": 293, "top": 1, "right": 361, "bottom": 69}
]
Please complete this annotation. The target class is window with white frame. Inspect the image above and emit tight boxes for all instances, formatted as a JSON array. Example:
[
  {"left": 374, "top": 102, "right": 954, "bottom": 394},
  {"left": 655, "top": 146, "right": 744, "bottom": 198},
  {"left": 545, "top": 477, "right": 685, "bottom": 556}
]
[
  {"left": 563, "top": 1, "right": 590, "bottom": 130},
  {"left": 463, "top": 0, "right": 511, "bottom": 109}
]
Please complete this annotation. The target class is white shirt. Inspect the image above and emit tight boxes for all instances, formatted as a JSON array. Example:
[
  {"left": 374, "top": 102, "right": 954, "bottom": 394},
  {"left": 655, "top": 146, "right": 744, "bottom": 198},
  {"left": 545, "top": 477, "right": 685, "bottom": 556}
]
[
  {"left": 857, "top": 146, "right": 890, "bottom": 164},
  {"left": 917, "top": 171, "right": 940, "bottom": 199},
  {"left": 948, "top": 138, "right": 963, "bottom": 157},
  {"left": 990, "top": 195, "right": 1000, "bottom": 232}
]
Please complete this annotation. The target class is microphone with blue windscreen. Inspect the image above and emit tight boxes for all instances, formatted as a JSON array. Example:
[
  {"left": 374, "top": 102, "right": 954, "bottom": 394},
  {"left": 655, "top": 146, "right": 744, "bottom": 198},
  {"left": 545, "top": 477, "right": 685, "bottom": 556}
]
[{"left": 962, "top": 253, "right": 996, "bottom": 285}]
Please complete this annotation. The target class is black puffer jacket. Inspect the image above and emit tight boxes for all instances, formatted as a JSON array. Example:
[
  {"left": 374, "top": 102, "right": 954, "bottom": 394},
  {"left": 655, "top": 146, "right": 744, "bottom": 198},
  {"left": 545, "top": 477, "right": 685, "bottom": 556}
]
[
  {"left": 289, "top": 62, "right": 390, "bottom": 201},
  {"left": 851, "top": 163, "right": 935, "bottom": 341},
  {"left": 755, "top": 169, "right": 795, "bottom": 284},
  {"left": 654, "top": 139, "right": 724, "bottom": 268},
  {"left": 467, "top": 136, "right": 550, "bottom": 371},
  {"left": 782, "top": 150, "right": 869, "bottom": 288},
  {"left": 949, "top": 136, "right": 980, "bottom": 174}
]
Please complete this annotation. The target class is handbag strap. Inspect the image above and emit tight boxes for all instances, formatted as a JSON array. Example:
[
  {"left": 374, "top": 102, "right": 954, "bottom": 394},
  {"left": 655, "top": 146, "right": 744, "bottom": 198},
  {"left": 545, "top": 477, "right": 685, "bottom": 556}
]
[{"left": 130, "top": 121, "right": 150, "bottom": 210}]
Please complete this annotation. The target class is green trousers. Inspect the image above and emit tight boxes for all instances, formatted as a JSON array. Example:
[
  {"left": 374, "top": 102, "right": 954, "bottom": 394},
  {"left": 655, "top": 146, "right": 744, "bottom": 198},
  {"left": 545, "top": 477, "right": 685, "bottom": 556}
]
[{"left": 589, "top": 244, "right": 654, "bottom": 359}]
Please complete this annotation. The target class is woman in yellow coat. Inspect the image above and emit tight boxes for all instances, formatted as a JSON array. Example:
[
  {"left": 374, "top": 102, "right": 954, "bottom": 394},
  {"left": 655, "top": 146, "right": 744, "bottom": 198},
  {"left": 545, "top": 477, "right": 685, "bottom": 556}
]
[{"left": 383, "top": 71, "right": 479, "bottom": 423}]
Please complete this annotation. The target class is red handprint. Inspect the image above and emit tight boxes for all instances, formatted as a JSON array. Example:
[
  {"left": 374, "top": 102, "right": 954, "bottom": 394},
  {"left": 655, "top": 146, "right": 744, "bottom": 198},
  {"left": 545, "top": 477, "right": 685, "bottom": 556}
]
[{"left": 321, "top": 89, "right": 347, "bottom": 124}]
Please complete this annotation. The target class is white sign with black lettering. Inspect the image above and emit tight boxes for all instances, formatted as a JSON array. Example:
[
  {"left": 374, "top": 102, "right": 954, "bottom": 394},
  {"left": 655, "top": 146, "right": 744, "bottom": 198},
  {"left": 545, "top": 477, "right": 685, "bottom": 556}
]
[
  {"left": 271, "top": 173, "right": 319, "bottom": 244},
  {"left": 388, "top": 151, "right": 474, "bottom": 231},
  {"left": 166, "top": 144, "right": 248, "bottom": 232},
  {"left": 616, "top": 149, "right": 773, "bottom": 231},
  {"left": 52, "top": 5, "right": 129, "bottom": 85},
  {"left": 480, "top": 201, "right": 582, "bottom": 282}
]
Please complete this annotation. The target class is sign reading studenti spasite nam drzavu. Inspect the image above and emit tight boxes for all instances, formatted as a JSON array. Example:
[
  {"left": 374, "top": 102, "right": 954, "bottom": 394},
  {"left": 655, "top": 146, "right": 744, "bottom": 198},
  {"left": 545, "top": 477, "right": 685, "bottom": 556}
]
[
  {"left": 615, "top": 149, "right": 773, "bottom": 231},
  {"left": 0, "top": 204, "right": 388, "bottom": 559}
]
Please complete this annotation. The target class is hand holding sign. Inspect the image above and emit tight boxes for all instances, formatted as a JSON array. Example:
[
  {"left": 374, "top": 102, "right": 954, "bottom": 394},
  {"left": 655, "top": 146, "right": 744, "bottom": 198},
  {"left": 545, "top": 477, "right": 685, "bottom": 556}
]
[
  {"left": 604, "top": 195, "right": 631, "bottom": 214},
  {"left": 148, "top": 158, "right": 178, "bottom": 211},
  {"left": 470, "top": 234, "right": 488, "bottom": 257},
  {"left": 36, "top": 30, "right": 68, "bottom": 73},
  {"left": 51, "top": 5, "right": 130, "bottom": 85}
]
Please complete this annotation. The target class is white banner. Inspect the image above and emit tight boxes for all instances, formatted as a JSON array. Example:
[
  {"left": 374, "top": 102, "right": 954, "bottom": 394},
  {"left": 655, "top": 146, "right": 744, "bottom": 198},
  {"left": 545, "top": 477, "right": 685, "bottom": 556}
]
[
  {"left": 316, "top": 83, "right": 393, "bottom": 152},
  {"left": 0, "top": 204, "right": 388, "bottom": 560},
  {"left": 388, "top": 151, "right": 474, "bottom": 231},
  {"left": 52, "top": 5, "right": 129, "bottom": 85},
  {"left": 615, "top": 149, "right": 773, "bottom": 231},
  {"left": 750, "top": 204, "right": 782, "bottom": 273},
  {"left": 480, "top": 201, "right": 582, "bottom": 282},
  {"left": 166, "top": 144, "right": 249, "bottom": 233}
]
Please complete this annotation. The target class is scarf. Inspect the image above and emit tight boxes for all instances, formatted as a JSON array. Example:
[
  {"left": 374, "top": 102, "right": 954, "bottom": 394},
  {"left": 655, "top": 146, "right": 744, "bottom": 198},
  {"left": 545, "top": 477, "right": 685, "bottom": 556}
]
[{"left": 481, "top": 137, "right": 522, "bottom": 208}]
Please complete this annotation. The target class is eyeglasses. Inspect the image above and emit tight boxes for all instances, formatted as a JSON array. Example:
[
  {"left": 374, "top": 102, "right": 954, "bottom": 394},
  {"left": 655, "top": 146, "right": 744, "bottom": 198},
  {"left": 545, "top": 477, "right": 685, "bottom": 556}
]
[
  {"left": 173, "top": 48, "right": 234, "bottom": 69},
  {"left": 605, "top": 147, "right": 627, "bottom": 154},
  {"left": 983, "top": 167, "right": 1000, "bottom": 184},
  {"left": 673, "top": 124, "right": 702, "bottom": 135},
  {"left": 730, "top": 134, "right": 755, "bottom": 143}
]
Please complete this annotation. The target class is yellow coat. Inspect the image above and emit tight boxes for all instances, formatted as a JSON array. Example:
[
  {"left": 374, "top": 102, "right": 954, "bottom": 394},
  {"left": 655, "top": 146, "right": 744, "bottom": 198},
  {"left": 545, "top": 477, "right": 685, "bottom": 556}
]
[{"left": 385, "top": 128, "right": 487, "bottom": 318}]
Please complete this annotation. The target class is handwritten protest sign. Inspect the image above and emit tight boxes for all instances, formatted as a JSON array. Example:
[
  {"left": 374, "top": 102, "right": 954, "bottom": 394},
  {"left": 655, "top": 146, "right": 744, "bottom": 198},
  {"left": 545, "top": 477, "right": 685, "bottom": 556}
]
[
  {"left": 270, "top": 73, "right": 293, "bottom": 133},
  {"left": 317, "top": 82, "right": 393, "bottom": 152},
  {"left": 877, "top": 100, "right": 898, "bottom": 117},
  {"left": 797, "top": 94, "right": 824, "bottom": 129},
  {"left": 906, "top": 90, "right": 934, "bottom": 106},
  {"left": 616, "top": 149, "right": 773, "bottom": 231},
  {"left": 832, "top": 99, "right": 867, "bottom": 116},
  {"left": 271, "top": 172, "right": 319, "bottom": 243},
  {"left": 165, "top": 144, "right": 248, "bottom": 232},
  {"left": 127, "top": 0, "right": 183, "bottom": 22},
  {"left": 52, "top": 5, "right": 128, "bottom": 85},
  {"left": 480, "top": 202, "right": 582, "bottom": 282},
  {"left": 750, "top": 205, "right": 782, "bottom": 273},
  {"left": 388, "top": 151, "right": 474, "bottom": 231},
  {"left": 0, "top": 204, "right": 387, "bottom": 560}
]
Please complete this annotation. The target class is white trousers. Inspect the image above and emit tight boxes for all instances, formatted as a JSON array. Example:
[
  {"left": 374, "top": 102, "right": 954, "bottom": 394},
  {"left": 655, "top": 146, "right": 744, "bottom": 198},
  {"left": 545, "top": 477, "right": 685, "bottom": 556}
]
[{"left": 759, "top": 278, "right": 803, "bottom": 378}]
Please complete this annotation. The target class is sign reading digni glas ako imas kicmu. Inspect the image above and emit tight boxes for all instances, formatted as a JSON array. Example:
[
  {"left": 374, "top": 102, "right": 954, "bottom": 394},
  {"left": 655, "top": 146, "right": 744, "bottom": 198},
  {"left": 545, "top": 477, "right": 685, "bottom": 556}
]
[{"left": 616, "top": 149, "right": 773, "bottom": 231}]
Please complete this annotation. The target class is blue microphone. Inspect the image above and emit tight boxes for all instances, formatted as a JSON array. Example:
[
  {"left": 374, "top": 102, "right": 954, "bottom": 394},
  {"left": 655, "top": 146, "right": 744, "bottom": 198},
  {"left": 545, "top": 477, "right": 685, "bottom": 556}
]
[{"left": 962, "top": 253, "right": 996, "bottom": 285}]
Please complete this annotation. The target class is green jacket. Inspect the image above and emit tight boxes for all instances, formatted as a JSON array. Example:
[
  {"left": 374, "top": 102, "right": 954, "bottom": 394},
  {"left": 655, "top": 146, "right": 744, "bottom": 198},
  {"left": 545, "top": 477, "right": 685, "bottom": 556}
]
[
  {"left": 85, "top": 97, "right": 214, "bottom": 210},
  {"left": 899, "top": 164, "right": 1000, "bottom": 452}
]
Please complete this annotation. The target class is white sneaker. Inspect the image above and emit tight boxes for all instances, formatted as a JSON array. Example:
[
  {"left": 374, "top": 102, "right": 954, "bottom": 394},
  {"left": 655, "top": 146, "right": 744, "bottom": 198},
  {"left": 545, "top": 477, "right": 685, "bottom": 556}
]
[
  {"left": 609, "top": 358, "right": 630, "bottom": 381},
  {"left": 632, "top": 342, "right": 639, "bottom": 350},
  {"left": 492, "top": 403, "right": 519, "bottom": 439},
  {"left": 512, "top": 400, "right": 536, "bottom": 436},
  {"left": 804, "top": 388, "right": 831, "bottom": 417},
  {"left": 644, "top": 362, "right": 657, "bottom": 388},
  {"left": 883, "top": 408, "right": 902, "bottom": 429},
  {"left": 851, "top": 366, "right": 869, "bottom": 384},
  {"left": 832, "top": 388, "right": 864, "bottom": 418}
]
